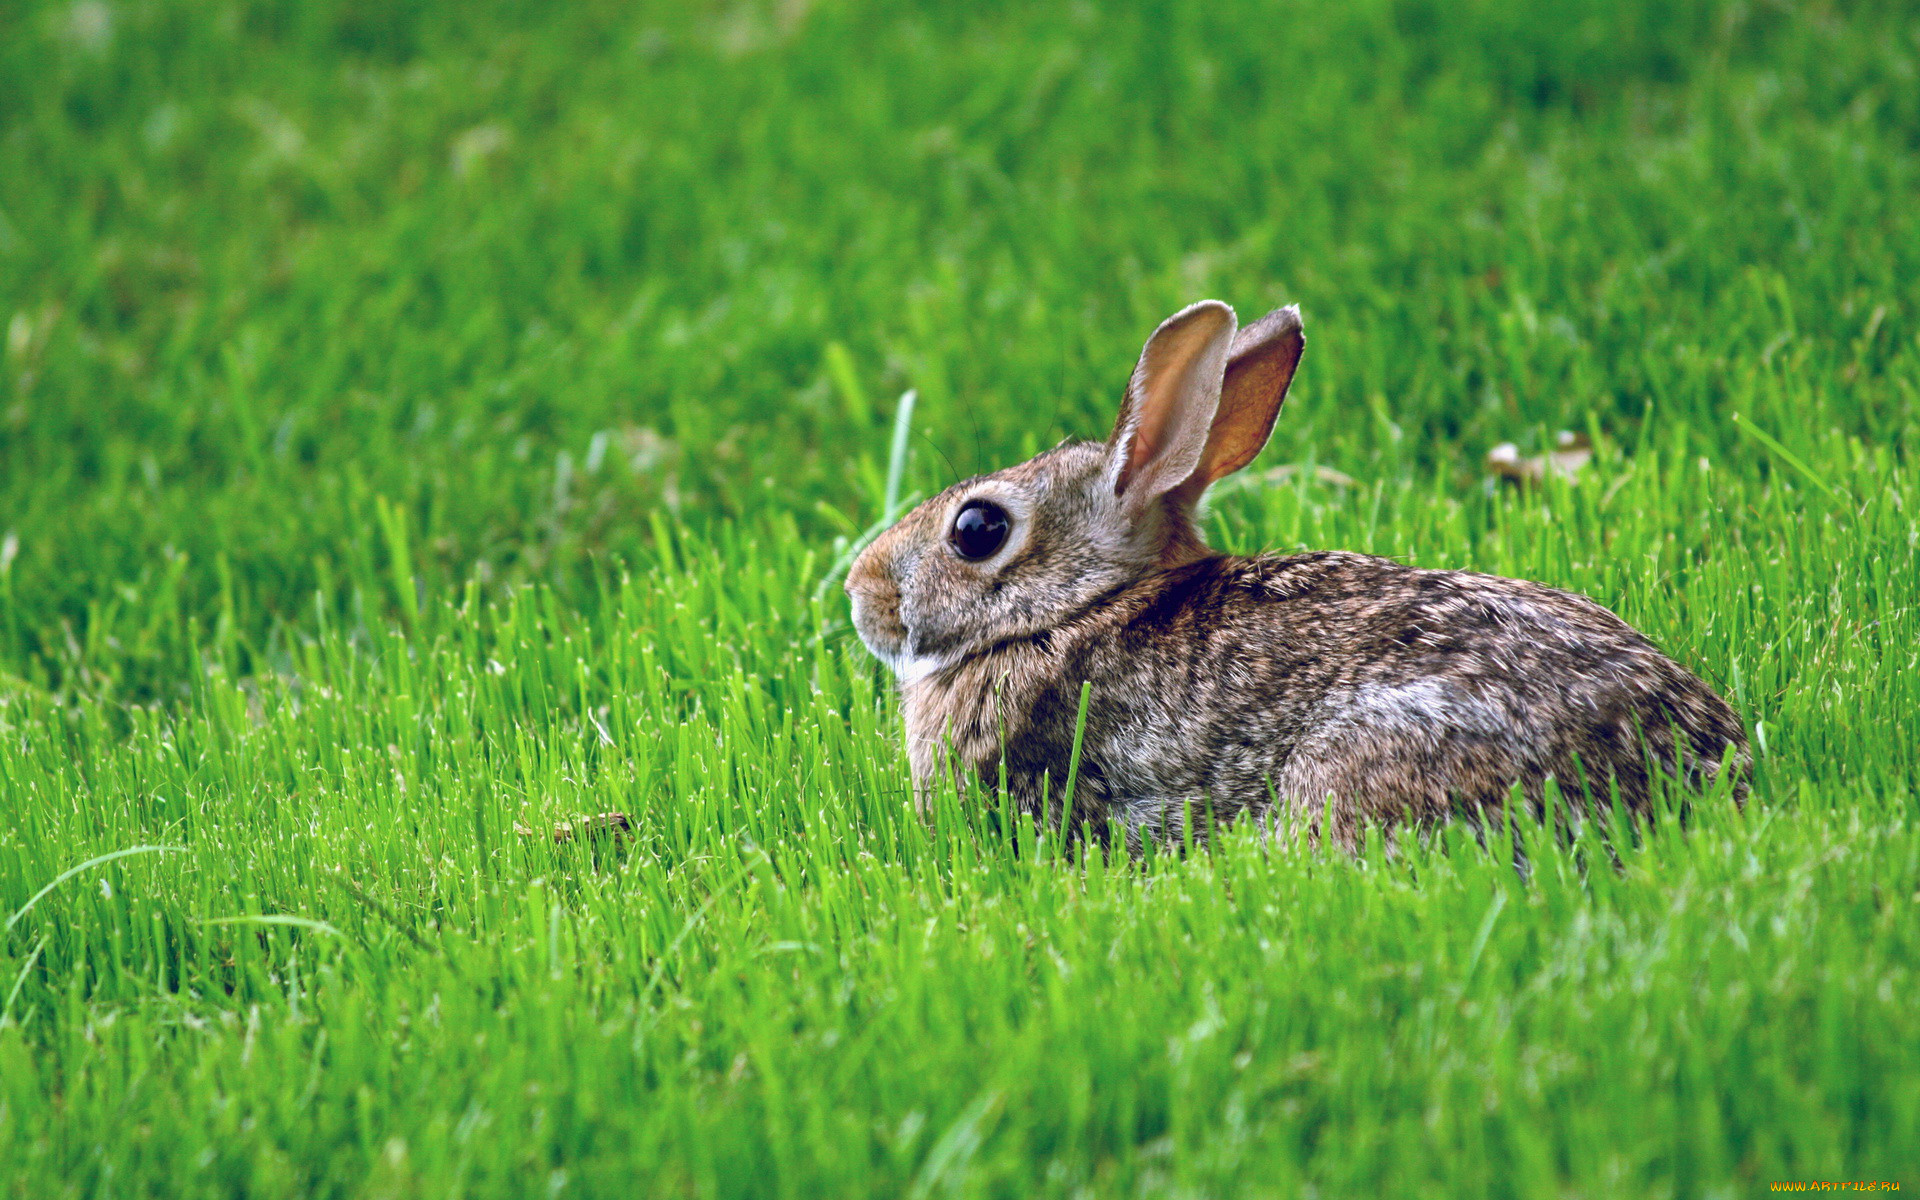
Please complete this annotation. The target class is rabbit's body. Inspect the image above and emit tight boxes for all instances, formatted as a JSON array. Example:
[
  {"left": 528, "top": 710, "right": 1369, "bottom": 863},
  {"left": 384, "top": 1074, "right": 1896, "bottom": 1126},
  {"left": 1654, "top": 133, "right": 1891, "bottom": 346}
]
[
  {"left": 849, "top": 302, "right": 1747, "bottom": 849},
  {"left": 900, "top": 531, "right": 1746, "bottom": 849}
]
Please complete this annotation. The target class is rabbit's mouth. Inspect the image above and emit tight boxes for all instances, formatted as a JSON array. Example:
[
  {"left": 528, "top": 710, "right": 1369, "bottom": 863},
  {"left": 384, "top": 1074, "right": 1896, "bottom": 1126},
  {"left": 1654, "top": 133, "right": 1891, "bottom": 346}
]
[{"left": 848, "top": 593, "right": 955, "bottom": 686}]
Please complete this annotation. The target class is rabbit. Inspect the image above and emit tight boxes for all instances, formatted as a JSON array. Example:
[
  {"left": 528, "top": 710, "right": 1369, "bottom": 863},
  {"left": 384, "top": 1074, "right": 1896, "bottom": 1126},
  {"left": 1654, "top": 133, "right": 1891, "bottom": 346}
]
[{"left": 844, "top": 300, "right": 1749, "bottom": 851}]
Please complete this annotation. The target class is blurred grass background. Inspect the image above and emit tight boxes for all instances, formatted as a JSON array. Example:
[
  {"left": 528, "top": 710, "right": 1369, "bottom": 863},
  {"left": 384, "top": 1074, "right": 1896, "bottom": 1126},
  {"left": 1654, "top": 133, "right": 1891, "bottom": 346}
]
[
  {"left": 2, "top": 0, "right": 1918, "bottom": 1195},
  {"left": 5, "top": 0, "right": 1914, "bottom": 695}
]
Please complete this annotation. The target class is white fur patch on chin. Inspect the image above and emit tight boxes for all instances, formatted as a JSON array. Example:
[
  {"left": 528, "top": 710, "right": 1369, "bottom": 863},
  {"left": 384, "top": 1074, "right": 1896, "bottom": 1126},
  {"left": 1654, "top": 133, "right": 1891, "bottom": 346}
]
[{"left": 894, "top": 652, "right": 955, "bottom": 686}]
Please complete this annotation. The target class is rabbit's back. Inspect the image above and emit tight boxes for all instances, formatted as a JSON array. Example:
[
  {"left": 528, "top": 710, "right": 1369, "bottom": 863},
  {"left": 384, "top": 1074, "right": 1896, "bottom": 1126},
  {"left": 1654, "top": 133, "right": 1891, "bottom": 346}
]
[{"left": 975, "top": 551, "right": 1748, "bottom": 848}]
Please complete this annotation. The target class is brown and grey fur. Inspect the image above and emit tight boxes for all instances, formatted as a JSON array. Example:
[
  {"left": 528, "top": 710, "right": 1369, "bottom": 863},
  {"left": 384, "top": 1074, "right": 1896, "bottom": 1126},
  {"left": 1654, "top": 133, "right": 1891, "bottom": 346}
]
[{"left": 846, "top": 301, "right": 1748, "bottom": 851}]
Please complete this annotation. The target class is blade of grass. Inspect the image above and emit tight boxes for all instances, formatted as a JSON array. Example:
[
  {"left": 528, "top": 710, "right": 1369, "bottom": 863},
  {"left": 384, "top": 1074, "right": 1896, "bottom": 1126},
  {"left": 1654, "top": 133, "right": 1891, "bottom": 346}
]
[
  {"left": 1061, "top": 679, "right": 1093, "bottom": 842},
  {"left": 199, "top": 914, "right": 347, "bottom": 939},
  {"left": 6, "top": 846, "right": 185, "bottom": 934},
  {"left": 1731, "top": 412, "right": 1845, "bottom": 503},
  {"left": 0, "top": 936, "right": 47, "bottom": 1027}
]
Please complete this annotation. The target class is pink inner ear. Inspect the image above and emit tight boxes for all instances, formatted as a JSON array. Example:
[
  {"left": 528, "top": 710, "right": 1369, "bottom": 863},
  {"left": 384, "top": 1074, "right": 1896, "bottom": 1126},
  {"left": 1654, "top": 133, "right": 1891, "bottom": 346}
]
[
  {"left": 1117, "top": 374, "right": 1194, "bottom": 499},
  {"left": 1122, "top": 410, "right": 1171, "bottom": 494},
  {"left": 1204, "top": 333, "right": 1301, "bottom": 481}
]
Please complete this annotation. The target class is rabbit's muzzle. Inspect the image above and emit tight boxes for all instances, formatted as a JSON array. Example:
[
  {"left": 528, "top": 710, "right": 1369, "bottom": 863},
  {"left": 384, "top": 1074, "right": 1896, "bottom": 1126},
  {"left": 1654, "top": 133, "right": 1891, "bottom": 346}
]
[{"left": 845, "top": 549, "right": 908, "bottom": 668}]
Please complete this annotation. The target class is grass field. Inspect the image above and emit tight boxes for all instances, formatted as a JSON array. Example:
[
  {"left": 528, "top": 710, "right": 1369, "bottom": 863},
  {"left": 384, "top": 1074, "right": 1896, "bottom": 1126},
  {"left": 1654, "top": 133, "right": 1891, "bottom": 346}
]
[{"left": 3, "top": 0, "right": 1919, "bottom": 1194}]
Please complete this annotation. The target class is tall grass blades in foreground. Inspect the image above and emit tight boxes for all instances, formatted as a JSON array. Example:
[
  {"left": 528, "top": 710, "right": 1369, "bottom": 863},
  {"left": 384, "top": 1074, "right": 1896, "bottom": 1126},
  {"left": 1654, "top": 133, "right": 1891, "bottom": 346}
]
[{"left": 3, "top": 0, "right": 1919, "bottom": 1195}]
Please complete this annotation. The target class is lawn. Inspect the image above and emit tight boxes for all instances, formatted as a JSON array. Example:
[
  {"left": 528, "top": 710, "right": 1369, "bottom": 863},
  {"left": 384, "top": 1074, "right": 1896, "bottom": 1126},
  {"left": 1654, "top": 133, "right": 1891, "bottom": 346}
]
[{"left": 2, "top": 0, "right": 1917, "bottom": 1194}]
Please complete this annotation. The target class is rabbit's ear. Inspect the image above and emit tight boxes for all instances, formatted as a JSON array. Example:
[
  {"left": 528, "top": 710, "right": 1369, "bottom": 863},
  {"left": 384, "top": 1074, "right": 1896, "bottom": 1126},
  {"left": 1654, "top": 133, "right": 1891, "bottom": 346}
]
[
  {"left": 1106, "top": 300, "right": 1238, "bottom": 515},
  {"left": 1169, "top": 305, "right": 1305, "bottom": 507}
]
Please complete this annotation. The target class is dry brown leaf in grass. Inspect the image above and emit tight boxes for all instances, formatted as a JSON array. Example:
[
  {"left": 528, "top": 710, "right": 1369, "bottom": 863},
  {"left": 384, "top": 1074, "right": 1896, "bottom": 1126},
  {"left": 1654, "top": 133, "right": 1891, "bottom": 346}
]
[
  {"left": 513, "top": 812, "right": 633, "bottom": 844},
  {"left": 1487, "top": 430, "right": 1593, "bottom": 486}
]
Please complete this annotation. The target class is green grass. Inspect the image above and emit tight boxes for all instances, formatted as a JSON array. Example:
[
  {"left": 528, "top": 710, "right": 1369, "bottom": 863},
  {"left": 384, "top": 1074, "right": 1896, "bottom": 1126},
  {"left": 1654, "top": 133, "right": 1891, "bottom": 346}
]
[{"left": 2, "top": 0, "right": 1918, "bottom": 1194}]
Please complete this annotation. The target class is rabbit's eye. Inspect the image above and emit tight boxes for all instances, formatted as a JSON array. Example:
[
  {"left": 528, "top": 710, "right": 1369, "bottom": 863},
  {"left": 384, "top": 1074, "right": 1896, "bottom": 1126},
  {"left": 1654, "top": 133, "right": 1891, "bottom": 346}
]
[{"left": 949, "top": 500, "right": 1011, "bottom": 561}]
